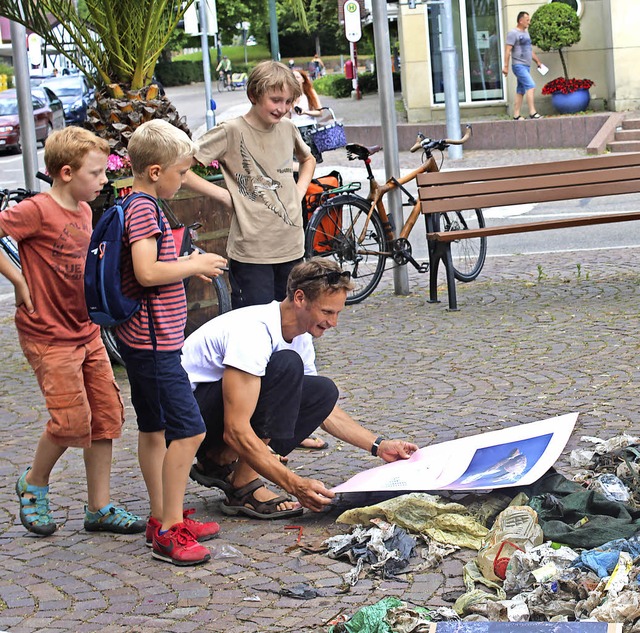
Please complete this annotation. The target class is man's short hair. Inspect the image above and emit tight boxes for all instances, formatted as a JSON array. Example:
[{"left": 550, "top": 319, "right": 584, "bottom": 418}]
[
  {"left": 517, "top": 11, "right": 529, "bottom": 23},
  {"left": 128, "top": 119, "right": 196, "bottom": 175},
  {"left": 246, "top": 60, "right": 302, "bottom": 104},
  {"left": 287, "top": 258, "right": 354, "bottom": 302},
  {"left": 44, "top": 127, "right": 109, "bottom": 178}
]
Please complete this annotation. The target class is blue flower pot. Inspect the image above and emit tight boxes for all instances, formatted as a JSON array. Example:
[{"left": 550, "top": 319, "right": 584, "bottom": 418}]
[{"left": 551, "top": 88, "right": 591, "bottom": 114}]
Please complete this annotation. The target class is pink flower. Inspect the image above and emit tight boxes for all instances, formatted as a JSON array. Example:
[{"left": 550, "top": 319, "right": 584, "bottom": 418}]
[{"left": 106, "top": 153, "right": 132, "bottom": 178}]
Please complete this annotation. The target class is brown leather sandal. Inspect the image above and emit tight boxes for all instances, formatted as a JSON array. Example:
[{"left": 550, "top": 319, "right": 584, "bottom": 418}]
[
  {"left": 189, "top": 458, "right": 236, "bottom": 494},
  {"left": 221, "top": 479, "right": 303, "bottom": 519}
]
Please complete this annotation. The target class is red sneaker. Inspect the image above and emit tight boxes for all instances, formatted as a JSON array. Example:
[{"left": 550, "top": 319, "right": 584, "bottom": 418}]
[
  {"left": 152, "top": 522, "right": 211, "bottom": 566},
  {"left": 182, "top": 508, "right": 220, "bottom": 542},
  {"left": 145, "top": 516, "right": 161, "bottom": 547},
  {"left": 146, "top": 511, "right": 220, "bottom": 546}
]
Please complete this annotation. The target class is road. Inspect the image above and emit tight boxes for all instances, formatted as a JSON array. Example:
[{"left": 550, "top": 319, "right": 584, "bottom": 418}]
[
  {"left": 0, "top": 84, "right": 248, "bottom": 191},
  {"left": 3, "top": 83, "right": 640, "bottom": 262}
]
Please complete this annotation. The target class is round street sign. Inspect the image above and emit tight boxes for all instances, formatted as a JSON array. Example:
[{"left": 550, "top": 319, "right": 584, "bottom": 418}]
[{"left": 343, "top": 0, "right": 362, "bottom": 43}]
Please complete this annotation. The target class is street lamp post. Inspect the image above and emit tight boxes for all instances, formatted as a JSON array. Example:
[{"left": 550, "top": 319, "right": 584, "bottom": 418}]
[{"left": 242, "top": 21, "right": 250, "bottom": 65}]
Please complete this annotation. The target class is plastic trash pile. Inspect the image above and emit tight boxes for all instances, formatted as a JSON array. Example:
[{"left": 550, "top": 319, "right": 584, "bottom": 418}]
[{"left": 325, "top": 435, "right": 640, "bottom": 632}]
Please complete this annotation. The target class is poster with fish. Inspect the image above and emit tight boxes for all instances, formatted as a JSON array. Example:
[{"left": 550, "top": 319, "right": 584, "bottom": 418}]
[
  {"left": 426, "top": 622, "right": 620, "bottom": 633},
  {"left": 332, "top": 412, "right": 578, "bottom": 494}
]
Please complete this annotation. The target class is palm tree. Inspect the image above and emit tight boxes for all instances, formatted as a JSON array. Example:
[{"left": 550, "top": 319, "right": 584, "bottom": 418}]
[{"left": 0, "top": 0, "right": 194, "bottom": 153}]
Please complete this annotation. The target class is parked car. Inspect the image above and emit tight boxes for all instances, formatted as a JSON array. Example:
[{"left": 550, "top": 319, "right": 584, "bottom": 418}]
[
  {"left": 41, "top": 75, "right": 95, "bottom": 125},
  {"left": 0, "top": 89, "right": 53, "bottom": 153},
  {"left": 32, "top": 86, "right": 66, "bottom": 131}
]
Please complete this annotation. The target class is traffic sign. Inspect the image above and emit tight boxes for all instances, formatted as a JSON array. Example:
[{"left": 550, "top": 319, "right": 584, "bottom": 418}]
[{"left": 343, "top": 0, "right": 362, "bottom": 43}]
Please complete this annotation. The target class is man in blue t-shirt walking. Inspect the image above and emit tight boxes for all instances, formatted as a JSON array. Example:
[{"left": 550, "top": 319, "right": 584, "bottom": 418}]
[{"left": 503, "top": 11, "right": 543, "bottom": 120}]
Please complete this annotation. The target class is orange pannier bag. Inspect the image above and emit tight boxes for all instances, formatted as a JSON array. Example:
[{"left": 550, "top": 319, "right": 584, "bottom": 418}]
[{"left": 303, "top": 171, "right": 343, "bottom": 253}]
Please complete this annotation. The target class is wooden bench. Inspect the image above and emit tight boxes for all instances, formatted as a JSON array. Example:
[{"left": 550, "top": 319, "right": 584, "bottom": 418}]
[{"left": 416, "top": 152, "right": 640, "bottom": 310}]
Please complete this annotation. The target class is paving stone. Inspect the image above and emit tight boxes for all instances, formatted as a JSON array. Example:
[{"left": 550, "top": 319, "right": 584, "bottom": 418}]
[{"left": 4, "top": 219, "right": 640, "bottom": 629}]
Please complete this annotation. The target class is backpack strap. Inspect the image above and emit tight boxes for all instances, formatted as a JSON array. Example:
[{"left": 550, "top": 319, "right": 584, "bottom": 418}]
[
  {"left": 120, "top": 192, "right": 163, "bottom": 351},
  {"left": 120, "top": 192, "right": 164, "bottom": 239}
]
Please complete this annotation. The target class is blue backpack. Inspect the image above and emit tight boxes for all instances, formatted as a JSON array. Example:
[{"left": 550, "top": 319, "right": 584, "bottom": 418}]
[{"left": 84, "top": 192, "right": 162, "bottom": 326}]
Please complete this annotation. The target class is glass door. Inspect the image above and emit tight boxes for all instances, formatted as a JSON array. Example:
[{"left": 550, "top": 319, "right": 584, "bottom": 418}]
[{"left": 428, "top": 0, "right": 504, "bottom": 105}]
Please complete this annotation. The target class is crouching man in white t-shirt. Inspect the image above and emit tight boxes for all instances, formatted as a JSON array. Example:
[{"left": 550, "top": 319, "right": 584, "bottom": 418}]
[{"left": 181, "top": 258, "right": 418, "bottom": 519}]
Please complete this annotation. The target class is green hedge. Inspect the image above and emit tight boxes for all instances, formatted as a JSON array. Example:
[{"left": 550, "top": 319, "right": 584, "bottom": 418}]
[
  {"left": 314, "top": 72, "right": 401, "bottom": 98},
  {"left": 155, "top": 60, "right": 203, "bottom": 86},
  {"left": 156, "top": 59, "right": 255, "bottom": 87}
]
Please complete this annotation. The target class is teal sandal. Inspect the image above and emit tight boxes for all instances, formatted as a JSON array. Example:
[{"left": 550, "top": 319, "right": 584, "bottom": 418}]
[{"left": 16, "top": 467, "right": 56, "bottom": 536}]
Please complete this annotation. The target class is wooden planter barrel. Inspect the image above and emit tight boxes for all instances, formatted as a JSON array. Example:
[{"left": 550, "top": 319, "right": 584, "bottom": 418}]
[
  {"left": 168, "top": 179, "right": 231, "bottom": 259},
  {"left": 167, "top": 179, "right": 232, "bottom": 332}
]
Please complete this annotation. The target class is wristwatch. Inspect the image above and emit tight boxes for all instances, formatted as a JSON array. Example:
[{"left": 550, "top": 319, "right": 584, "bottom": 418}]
[{"left": 371, "top": 436, "right": 385, "bottom": 457}]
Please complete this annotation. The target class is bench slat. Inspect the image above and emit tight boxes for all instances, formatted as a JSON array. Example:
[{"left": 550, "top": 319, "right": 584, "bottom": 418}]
[
  {"left": 416, "top": 152, "right": 640, "bottom": 187},
  {"left": 428, "top": 211, "right": 640, "bottom": 242},
  {"left": 420, "top": 179, "right": 640, "bottom": 214},
  {"left": 419, "top": 166, "right": 640, "bottom": 202}
]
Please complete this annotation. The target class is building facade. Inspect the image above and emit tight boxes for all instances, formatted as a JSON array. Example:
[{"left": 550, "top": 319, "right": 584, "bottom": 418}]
[{"left": 398, "top": 0, "right": 640, "bottom": 122}]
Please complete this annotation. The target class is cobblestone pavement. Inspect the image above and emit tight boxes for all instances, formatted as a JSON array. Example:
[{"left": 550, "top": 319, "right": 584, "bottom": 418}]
[{"left": 3, "top": 238, "right": 640, "bottom": 631}]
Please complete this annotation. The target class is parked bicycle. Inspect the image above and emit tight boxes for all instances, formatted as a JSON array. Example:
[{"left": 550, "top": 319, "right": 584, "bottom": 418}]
[
  {"left": 0, "top": 178, "right": 231, "bottom": 366},
  {"left": 304, "top": 126, "right": 487, "bottom": 304}
]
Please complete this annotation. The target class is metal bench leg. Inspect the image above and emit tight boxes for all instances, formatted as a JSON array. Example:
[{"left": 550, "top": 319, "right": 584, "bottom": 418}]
[
  {"left": 442, "top": 246, "right": 459, "bottom": 311},
  {"left": 427, "top": 239, "right": 459, "bottom": 309},
  {"left": 427, "top": 238, "right": 441, "bottom": 304}
]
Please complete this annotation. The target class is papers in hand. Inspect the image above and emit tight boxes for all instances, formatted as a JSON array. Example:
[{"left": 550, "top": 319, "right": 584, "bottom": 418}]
[{"left": 537, "top": 64, "right": 549, "bottom": 76}]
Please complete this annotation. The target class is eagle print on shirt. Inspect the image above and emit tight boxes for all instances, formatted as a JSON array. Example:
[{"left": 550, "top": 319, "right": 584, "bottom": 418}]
[{"left": 236, "top": 135, "right": 299, "bottom": 227}]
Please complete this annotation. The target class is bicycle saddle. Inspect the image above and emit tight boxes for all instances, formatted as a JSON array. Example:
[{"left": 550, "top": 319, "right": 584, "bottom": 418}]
[{"left": 346, "top": 143, "right": 383, "bottom": 161}]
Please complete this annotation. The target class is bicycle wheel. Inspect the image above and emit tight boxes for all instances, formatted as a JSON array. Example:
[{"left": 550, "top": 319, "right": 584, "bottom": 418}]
[
  {"left": 217, "top": 78, "right": 225, "bottom": 93},
  {"left": 0, "top": 235, "right": 21, "bottom": 268},
  {"left": 305, "top": 194, "right": 386, "bottom": 304},
  {"left": 101, "top": 327, "right": 124, "bottom": 367},
  {"left": 184, "top": 273, "right": 232, "bottom": 338},
  {"left": 438, "top": 209, "right": 487, "bottom": 282}
]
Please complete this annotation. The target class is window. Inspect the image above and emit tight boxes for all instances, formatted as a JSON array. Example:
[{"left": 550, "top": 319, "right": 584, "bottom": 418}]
[
  {"left": 550, "top": 0, "right": 583, "bottom": 18},
  {"left": 428, "top": 0, "right": 503, "bottom": 105}
]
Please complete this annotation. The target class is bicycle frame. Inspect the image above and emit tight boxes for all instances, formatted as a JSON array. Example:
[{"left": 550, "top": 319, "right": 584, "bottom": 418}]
[{"left": 351, "top": 155, "right": 440, "bottom": 251}]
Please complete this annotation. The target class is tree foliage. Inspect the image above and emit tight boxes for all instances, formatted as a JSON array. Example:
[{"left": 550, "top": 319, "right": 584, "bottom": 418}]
[
  {"left": 0, "top": 0, "right": 195, "bottom": 90},
  {"left": 529, "top": 2, "right": 581, "bottom": 80},
  {"left": 278, "top": 0, "right": 343, "bottom": 56},
  {"left": 215, "top": 0, "right": 307, "bottom": 49}
]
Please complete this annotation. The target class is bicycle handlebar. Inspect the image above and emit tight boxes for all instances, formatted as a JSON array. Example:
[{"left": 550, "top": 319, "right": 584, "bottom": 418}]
[
  {"left": 1, "top": 173, "right": 52, "bottom": 208},
  {"left": 409, "top": 124, "right": 473, "bottom": 154}
]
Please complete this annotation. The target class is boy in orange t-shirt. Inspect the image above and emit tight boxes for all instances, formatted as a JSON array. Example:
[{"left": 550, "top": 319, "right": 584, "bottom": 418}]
[{"left": 0, "top": 127, "right": 145, "bottom": 537}]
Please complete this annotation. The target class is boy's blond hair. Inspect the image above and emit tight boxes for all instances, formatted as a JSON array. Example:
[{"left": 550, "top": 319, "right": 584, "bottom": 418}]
[
  {"left": 128, "top": 119, "right": 196, "bottom": 175},
  {"left": 44, "top": 127, "right": 109, "bottom": 178},
  {"left": 246, "top": 60, "right": 301, "bottom": 104}
]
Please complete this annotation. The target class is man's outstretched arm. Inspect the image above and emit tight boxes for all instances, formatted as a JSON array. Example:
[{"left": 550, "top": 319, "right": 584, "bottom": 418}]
[{"left": 321, "top": 405, "right": 418, "bottom": 462}]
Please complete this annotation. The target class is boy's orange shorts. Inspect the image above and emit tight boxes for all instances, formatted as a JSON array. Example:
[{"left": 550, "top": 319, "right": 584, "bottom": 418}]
[{"left": 18, "top": 333, "right": 124, "bottom": 448}]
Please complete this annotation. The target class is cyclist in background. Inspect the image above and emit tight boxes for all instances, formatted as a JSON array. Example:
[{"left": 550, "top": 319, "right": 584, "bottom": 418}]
[{"left": 216, "top": 55, "right": 232, "bottom": 86}]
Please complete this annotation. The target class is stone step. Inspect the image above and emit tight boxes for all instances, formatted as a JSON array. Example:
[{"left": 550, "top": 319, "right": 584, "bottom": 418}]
[
  {"left": 622, "top": 118, "right": 640, "bottom": 130},
  {"left": 615, "top": 129, "right": 640, "bottom": 141},
  {"left": 607, "top": 140, "right": 640, "bottom": 153}
]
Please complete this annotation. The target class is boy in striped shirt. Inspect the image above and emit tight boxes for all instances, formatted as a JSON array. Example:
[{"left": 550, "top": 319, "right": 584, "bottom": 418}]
[{"left": 117, "top": 120, "right": 227, "bottom": 566}]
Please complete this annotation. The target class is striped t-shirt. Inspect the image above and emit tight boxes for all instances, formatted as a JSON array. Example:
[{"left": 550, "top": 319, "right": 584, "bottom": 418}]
[{"left": 116, "top": 195, "right": 187, "bottom": 351}]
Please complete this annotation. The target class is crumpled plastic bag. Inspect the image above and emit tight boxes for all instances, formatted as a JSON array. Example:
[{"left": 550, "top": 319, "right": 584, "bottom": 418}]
[
  {"left": 453, "top": 588, "right": 500, "bottom": 618},
  {"left": 570, "top": 433, "right": 640, "bottom": 468},
  {"left": 414, "top": 536, "right": 459, "bottom": 571},
  {"left": 327, "top": 597, "right": 434, "bottom": 633},
  {"left": 572, "top": 534, "right": 640, "bottom": 577},
  {"left": 503, "top": 542, "right": 579, "bottom": 594},
  {"left": 476, "top": 505, "right": 544, "bottom": 582},
  {"left": 336, "top": 493, "right": 488, "bottom": 550},
  {"left": 589, "top": 588, "right": 640, "bottom": 622},
  {"left": 324, "top": 519, "right": 416, "bottom": 584}
]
